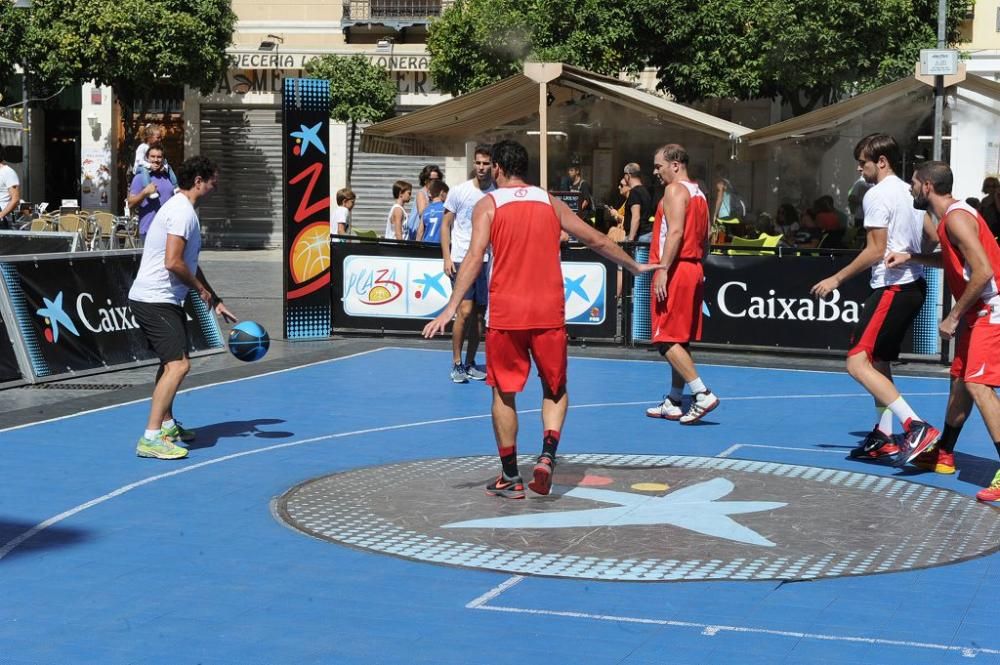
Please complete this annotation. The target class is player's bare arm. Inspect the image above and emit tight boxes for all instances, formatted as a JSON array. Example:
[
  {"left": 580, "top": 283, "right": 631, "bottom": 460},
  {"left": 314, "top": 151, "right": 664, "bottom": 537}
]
[
  {"left": 940, "top": 211, "right": 995, "bottom": 339},
  {"left": 811, "top": 227, "right": 887, "bottom": 298},
  {"left": 440, "top": 210, "right": 455, "bottom": 275},
  {"left": 552, "top": 196, "right": 653, "bottom": 276},
  {"left": 423, "top": 199, "right": 493, "bottom": 338},
  {"left": 164, "top": 233, "right": 211, "bottom": 304}
]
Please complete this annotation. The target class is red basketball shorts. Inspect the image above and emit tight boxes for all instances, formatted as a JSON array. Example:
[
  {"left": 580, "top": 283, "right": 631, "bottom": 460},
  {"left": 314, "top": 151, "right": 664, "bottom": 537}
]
[
  {"left": 486, "top": 327, "right": 567, "bottom": 394},
  {"left": 650, "top": 260, "right": 704, "bottom": 344},
  {"left": 951, "top": 317, "right": 1000, "bottom": 387}
]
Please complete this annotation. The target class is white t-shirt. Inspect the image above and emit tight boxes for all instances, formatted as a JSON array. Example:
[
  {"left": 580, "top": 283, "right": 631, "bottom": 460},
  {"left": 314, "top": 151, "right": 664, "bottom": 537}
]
[
  {"left": 128, "top": 193, "right": 202, "bottom": 306},
  {"left": 863, "top": 174, "right": 925, "bottom": 288},
  {"left": 0, "top": 163, "right": 20, "bottom": 213},
  {"left": 331, "top": 205, "right": 350, "bottom": 236},
  {"left": 384, "top": 203, "right": 405, "bottom": 240},
  {"left": 444, "top": 178, "right": 495, "bottom": 263}
]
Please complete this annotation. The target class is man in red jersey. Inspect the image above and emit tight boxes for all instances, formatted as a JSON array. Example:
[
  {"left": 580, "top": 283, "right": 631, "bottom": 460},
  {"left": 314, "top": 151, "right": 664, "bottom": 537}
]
[
  {"left": 886, "top": 161, "right": 1000, "bottom": 502},
  {"left": 644, "top": 144, "right": 720, "bottom": 425},
  {"left": 423, "top": 140, "right": 652, "bottom": 499}
]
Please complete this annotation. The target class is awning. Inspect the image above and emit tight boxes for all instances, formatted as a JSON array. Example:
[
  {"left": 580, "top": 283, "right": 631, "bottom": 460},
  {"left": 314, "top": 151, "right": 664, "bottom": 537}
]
[
  {"left": 0, "top": 115, "right": 22, "bottom": 147},
  {"left": 360, "top": 62, "right": 751, "bottom": 155},
  {"left": 742, "top": 72, "right": 1000, "bottom": 148}
]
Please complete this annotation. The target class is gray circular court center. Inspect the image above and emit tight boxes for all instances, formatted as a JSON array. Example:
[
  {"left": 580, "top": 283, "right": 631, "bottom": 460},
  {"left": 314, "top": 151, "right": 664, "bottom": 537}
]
[{"left": 275, "top": 454, "right": 1000, "bottom": 582}]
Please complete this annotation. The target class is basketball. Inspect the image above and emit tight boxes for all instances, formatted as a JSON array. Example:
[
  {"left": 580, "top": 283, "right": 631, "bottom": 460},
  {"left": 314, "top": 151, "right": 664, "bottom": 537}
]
[{"left": 228, "top": 321, "right": 270, "bottom": 362}]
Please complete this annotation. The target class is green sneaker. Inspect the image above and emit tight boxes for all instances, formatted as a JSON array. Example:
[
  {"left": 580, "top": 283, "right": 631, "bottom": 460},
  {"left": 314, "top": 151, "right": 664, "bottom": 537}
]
[
  {"left": 136, "top": 434, "right": 188, "bottom": 460},
  {"left": 161, "top": 421, "right": 196, "bottom": 443}
]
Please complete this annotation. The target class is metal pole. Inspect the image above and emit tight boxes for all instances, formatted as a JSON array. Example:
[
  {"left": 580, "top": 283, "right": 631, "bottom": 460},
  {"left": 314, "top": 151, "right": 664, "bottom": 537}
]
[
  {"left": 538, "top": 82, "right": 548, "bottom": 189},
  {"left": 932, "top": 0, "right": 947, "bottom": 161},
  {"left": 21, "top": 73, "right": 29, "bottom": 200}
]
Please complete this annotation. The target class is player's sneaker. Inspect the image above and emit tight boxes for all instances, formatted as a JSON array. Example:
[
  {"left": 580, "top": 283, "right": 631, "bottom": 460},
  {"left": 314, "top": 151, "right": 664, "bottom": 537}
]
[
  {"left": 679, "top": 391, "right": 719, "bottom": 425},
  {"left": 646, "top": 396, "right": 683, "bottom": 421},
  {"left": 894, "top": 420, "right": 941, "bottom": 467},
  {"left": 486, "top": 473, "right": 525, "bottom": 499},
  {"left": 528, "top": 453, "right": 556, "bottom": 495},
  {"left": 976, "top": 470, "right": 1000, "bottom": 503},
  {"left": 136, "top": 434, "right": 188, "bottom": 460},
  {"left": 161, "top": 420, "right": 196, "bottom": 443},
  {"left": 912, "top": 447, "right": 956, "bottom": 474},
  {"left": 849, "top": 427, "right": 900, "bottom": 460},
  {"left": 450, "top": 363, "right": 469, "bottom": 383},
  {"left": 464, "top": 364, "right": 487, "bottom": 381}
]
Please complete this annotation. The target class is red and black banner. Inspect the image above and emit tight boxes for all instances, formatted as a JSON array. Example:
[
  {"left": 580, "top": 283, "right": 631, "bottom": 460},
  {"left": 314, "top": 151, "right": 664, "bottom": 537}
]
[
  {"left": 1, "top": 253, "right": 224, "bottom": 380},
  {"left": 282, "top": 77, "right": 331, "bottom": 339}
]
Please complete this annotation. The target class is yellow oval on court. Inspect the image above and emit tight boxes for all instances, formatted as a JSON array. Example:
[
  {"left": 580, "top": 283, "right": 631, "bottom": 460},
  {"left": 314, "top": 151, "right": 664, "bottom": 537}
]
[{"left": 631, "top": 482, "right": 669, "bottom": 492}]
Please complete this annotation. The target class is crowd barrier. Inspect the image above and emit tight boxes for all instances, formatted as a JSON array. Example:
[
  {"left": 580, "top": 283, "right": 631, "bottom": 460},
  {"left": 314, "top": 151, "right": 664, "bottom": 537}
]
[
  {"left": 0, "top": 249, "right": 225, "bottom": 388},
  {"left": 330, "top": 237, "right": 945, "bottom": 362}
]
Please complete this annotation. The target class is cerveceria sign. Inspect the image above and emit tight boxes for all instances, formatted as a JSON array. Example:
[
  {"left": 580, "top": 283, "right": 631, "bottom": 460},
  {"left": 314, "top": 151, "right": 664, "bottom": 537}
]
[{"left": 227, "top": 52, "right": 431, "bottom": 72}]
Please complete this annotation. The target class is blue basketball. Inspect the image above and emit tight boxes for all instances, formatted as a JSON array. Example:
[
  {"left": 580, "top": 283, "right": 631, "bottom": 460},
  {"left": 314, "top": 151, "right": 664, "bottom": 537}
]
[{"left": 228, "top": 321, "right": 270, "bottom": 362}]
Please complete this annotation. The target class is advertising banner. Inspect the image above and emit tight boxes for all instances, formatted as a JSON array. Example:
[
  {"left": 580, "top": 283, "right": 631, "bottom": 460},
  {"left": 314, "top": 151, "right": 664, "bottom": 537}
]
[
  {"left": 282, "top": 77, "right": 332, "bottom": 340},
  {"left": 331, "top": 242, "right": 617, "bottom": 339},
  {"left": 0, "top": 253, "right": 224, "bottom": 380},
  {"left": 0, "top": 307, "right": 21, "bottom": 383}
]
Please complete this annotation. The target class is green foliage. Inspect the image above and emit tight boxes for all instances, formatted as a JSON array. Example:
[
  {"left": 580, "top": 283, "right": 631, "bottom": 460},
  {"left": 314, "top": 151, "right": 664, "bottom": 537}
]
[
  {"left": 630, "top": 0, "right": 972, "bottom": 114},
  {"left": 0, "top": 2, "right": 24, "bottom": 93},
  {"left": 304, "top": 54, "right": 397, "bottom": 124},
  {"left": 427, "top": 0, "right": 638, "bottom": 96},
  {"left": 22, "top": 0, "right": 235, "bottom": 106}
]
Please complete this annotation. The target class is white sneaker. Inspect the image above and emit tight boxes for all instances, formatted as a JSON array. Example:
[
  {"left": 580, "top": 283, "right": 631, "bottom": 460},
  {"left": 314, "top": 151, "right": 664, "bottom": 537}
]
[
  {"left": 679, "top": 391, "right": 719, "bottom": 425},
  {"left": 646, "top": 396, "right": 683, "bottom": 420}
]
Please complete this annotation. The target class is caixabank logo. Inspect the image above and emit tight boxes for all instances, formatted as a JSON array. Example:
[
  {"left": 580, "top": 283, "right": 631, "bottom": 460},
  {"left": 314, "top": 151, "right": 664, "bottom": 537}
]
[
  {"left": 710, "top": 281, "right": 861, "bottom": 323},
  {"left": 562, "top": 263, "right": 606, "bottom": 325},
  {"left": 35, "top": 290, "right": 140, "bottom": 343}
]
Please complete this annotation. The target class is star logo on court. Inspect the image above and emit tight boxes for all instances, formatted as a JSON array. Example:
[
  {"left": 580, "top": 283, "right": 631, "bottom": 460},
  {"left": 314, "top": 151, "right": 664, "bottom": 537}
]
[
  {"left": 564, "top": 275, "right": 589, "bottom": 303},
  {"left": 36, "top": 291, "right": 80, "bottom": 343},
  {"left": 443, "top": 478, "right": 786, "bottom": 547},
  {"left": 290, "top": 122, "right": 327, "bottom": 156},
  {"left": 414, "top": 272, "right": 447, "bottom": 298}
]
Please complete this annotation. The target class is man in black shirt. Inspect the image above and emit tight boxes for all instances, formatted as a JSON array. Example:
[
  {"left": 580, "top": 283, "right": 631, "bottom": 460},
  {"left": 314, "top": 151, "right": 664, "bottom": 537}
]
[
  {"left": 981, "top": 177, "right": 1000, "bottom": 239},
  {"left": 624, "top": 162, "right": 655, "bottom": 241},
  {"left": 567, "top": 162, "right": 593, "bottom": 223}
]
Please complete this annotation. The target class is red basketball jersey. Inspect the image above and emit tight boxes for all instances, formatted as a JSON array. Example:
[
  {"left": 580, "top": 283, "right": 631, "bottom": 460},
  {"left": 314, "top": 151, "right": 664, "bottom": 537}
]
[
  {"left": 487, "top": 185, "right": 565, "bottom": 330},
  {"left": 938, "top": 201, "right": 1000, "bottom": 323},
  {"left": 649, "top": 180, "right": 709, "bottom": 265}
]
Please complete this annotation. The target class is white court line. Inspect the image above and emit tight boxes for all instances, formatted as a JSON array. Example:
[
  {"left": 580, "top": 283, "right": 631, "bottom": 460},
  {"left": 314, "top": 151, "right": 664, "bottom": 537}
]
[
  {"left": 716, "top": 443, "right": 851, "bottom": 458},
  {"left": 0, "top": 347, "right": 388, "bottom": 434},
  {"left": 470, "top": 603, "right": 994, "bottom": 658},
  {"left": 0, "top": 389, "right": 949, "bottom": 561}
]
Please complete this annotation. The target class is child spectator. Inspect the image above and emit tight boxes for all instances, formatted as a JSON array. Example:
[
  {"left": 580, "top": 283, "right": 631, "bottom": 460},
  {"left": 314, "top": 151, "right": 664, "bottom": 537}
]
[
  {"left": 419, "top": 180, "right": 448, "bottom": 243},
  {"left": 384, "top": 180, "right": 411, "bottom": 240},
  {"left": 331, "top": 187, "right": 356, "bottom": 238}
]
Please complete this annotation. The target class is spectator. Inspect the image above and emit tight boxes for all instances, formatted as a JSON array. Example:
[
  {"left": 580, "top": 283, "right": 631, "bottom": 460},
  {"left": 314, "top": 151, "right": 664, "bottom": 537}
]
[
  {"left": 775, "top": 203, "right": 800, "bottom": 237},
  {"left": 623, "top": 163, "right": 654, "bottom": 242},
  {"left": 406, "top": 164, "right": 442, "bottom": 240},
  {"left": 0, "top": 146, "right": 20, "bottom": 230},
  {"left": 603, "top": 176, "right": 630, "bottom": 236},
  {"left": 567, "top": 161, "right": 593, "bottom": 223},
  {"left": 981, "top": 176, "right": 1000, "bottom": 238},
  {"left": 966, "top": 197, "right": 981, "bottom": 211},
  {"left": 848, "top": 176, "right": 873, "bottom": 228},
  {"left": 711, "top": 166, "right": 746, "bottom": 223},
  {"left": 419, "top": 180, "right": 448, "bottom": 243},
  {"left": 133, "top": 124, "right": 166, "bottom": 176},
  {"left": 384, "top": 180, "right": 411, "bottom": 240},
  {"left": 795, "top": 209, "right": 823, "bottom": 248},
  {"left": 331, "top": 187, "right": 356, "bottom": 237},
  {"left": 126, "top": 145, "right": 176, "bottom": 239}
]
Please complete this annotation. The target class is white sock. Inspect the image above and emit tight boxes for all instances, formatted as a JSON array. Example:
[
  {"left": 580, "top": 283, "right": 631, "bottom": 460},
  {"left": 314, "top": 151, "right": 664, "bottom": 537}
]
[
  {"left": 143, "top": 429, "right": 160, "bottom": 440},
  {"left": 162, "top": 418, "right": 175, "bottom": 430},
  {"left": 876, "top": 407, "right": 893, "bottom": 435},
  {"left": 686, "top": 378, "right": 707, "bottom": 395},
  {"left": 887, "top": 397, "right": 918, "bottom": 427}
]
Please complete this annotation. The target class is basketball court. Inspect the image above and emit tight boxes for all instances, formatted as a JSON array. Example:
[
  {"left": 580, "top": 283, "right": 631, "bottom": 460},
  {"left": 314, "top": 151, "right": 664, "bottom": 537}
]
[{"left": 2, "top": 345, "right": 999, "bottom": 664}]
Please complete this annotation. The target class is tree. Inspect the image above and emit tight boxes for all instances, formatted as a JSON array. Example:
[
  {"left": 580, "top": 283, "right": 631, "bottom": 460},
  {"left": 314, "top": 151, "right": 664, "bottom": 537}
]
[
  {"left": 0, "top": 1, "right": 24, "bottom": 95},
  {"left": 22, "top": 0, "right": 235, "bottom": 157},
  {"left": 630, "top": 0, "right": 973, "bottom": 115},
  {"left": 304, "top": 54, "right": 397, "bottom": 186},
  {"left": 427, "top": 0, "right": 639, "bottom": 96}
]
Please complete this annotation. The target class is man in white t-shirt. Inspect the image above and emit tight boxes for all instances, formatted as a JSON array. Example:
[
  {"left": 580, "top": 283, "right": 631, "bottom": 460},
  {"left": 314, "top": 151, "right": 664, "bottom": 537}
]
[
  {"left": 128, "top": 156, "right": 237, "bottom": 460},
  {"left": 440, "top": 144, "right": 495, "bottom": 383},
  {"left": 811, "top": 133, "right": 940, "bottom": 465},
  {"left": 0, "top": 146, "right": 21, "bottom": 229}
]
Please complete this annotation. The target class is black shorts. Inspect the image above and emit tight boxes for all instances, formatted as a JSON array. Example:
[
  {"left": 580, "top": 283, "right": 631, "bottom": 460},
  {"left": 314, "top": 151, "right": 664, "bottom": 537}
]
[
  {"left": 848, "top": 279, "right": 926, "bottom": 362},
  {"left": 129, "top": 299, "right": 189, "bottom": 363}
]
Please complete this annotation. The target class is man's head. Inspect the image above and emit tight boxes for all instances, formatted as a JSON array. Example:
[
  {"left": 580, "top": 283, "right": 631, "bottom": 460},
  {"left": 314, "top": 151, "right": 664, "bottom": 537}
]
[
  {"left": 567, "top": 162, "right": 581, "bottom": 181},
  {"left": 336, "top": 187, "right": 356, "bottom": 209},
  {"left": 428, "top": 179, "right": 448, "bottom": 202},
  {"left": 419, "top": 164, "right": 442, "bottom": 187},
  {"left": 177, "top": 155, "right": 218, "bottom": 197},
  {"left": 490, "top": 140, "right": 529, "bottom": 184},
  {"left": 623, "top": 162, "right": 642, "bottom": 185},
  {"left": 146, "top": 146, "right": 166, "bottom": 173},
  {"left": 911, "top": 161, "right": 953, "bottom": 212},
  {"left": 854, "top": 133, "right": 900, "bottom": 184},
  {"left": 652, "top": 144, "right": 689, "bottom": 185},
  {"left": 393, "top": 180, "right": 412, "bottom": 202},
  {"left": 473, "top": 144, "right": 492, "bottom": 186},
  {"left": 983, "top": 176, "right": 999, "bottom": 197}
]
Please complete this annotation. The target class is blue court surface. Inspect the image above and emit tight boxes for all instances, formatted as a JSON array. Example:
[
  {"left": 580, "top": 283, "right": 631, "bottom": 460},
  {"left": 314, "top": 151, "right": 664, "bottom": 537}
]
[{"left": 2, "top": 347, "right": 1000, "bottom": 665}]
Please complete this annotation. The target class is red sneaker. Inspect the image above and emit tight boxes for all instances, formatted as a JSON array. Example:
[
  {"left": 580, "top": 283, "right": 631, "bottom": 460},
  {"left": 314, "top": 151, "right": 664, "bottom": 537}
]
[
  {"left": 913, "top": 448, "right": 956, "bottom": 474},
  {"left": 976, "top": 470, "right": 1000, "bottom": 503},
  {"left": 528, "top": 454, "right": 555, "bottom": 496}
]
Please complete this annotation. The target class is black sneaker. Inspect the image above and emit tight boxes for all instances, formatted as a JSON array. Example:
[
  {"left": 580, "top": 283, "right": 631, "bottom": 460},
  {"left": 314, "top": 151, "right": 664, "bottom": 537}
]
[
  {"left": 849, "top": 427, "right": 900, "bottom": 460},
  {"left": 485, "top": 473, "right": 525, "bottom": 499},
  {"left": 894, "top": 420, "right": 941, "bottom": 467},
  {"left": 528, "top": 453, "right": 556, "bottom": 495}
]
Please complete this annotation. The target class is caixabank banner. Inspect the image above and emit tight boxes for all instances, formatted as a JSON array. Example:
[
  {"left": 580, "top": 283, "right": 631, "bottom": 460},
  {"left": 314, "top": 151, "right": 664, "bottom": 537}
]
[
  {"left": 331, "top": 241, "right": 616, "bottom": 339},
  {"left": 0, "top": 254, "right": 224, "bottom": 380},
  {"left": 282, "top": 77, "right": 331, "bottom": 340}
]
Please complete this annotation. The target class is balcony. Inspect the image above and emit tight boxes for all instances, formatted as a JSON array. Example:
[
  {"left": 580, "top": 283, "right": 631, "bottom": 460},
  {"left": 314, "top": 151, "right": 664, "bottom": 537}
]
[{"left": 342, "top": 0, "right": 454, "bottom": 29}]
